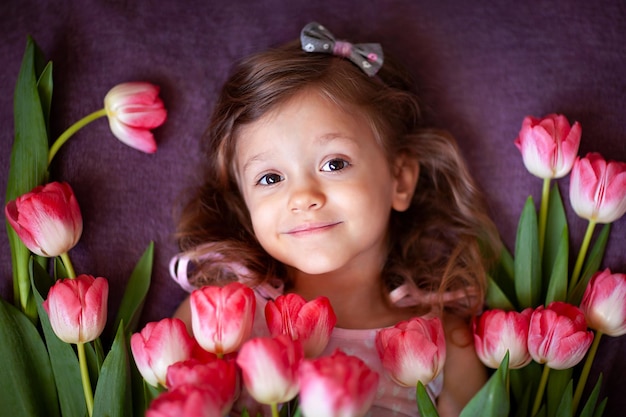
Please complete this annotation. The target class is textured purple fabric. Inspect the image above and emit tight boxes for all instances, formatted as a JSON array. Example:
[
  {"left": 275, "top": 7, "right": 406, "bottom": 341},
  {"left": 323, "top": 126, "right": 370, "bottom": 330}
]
[{"left": 1, "top": 0, "right": 625, "bottom": 413}]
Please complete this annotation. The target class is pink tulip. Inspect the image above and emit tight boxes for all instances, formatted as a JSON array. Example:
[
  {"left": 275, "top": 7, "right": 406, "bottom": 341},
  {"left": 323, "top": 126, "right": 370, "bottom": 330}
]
[
  {"left": 166, "top": 358, "right": 239, "bottom": 413},
  {"left": 375, "top": 316, "right": 446, "bottom": 387},
  {"left": 514, "top": 114, "right": 581, "bottom": 179},
  {"left": 104, "top": 81, "right": 167, "bottom": 153},
  {"left": 580, "top": 268, "right": 626, "bottom": 336},
  {"left": 5, "top": 181, "right": 82, "bottom": 257},
  {"left": 236, "top": 335, "right": 302, "bottom": 405},
  {"left": 569, "top": 152, "right": 626, "bottom": 223},
  {"left": 472, "top": 308, "right": 533, "bottom": 369},
  {"left": 130, "top": 318, "right": 196, "bottom": 387},
  {"left": 190, "top": 283, "right": 256, "bottom": 356},
  {"left": 528, "top": 301, "right": 594, "bottom": 370},
  {"left": 299, "top": 349, "right": 379, "bottom": 417},
  {"left": 146, "top": 384, "right": 223, "bottom": 417},
  {"left": 265, "top": 293, "right": 337, "bottom": 358},
  {"left": 42, "top": 274, "right": 108, "bottom": 344}
]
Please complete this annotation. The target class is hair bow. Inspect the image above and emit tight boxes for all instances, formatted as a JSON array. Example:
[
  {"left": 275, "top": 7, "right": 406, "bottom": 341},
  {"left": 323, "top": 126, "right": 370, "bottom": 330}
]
[{"left": 300, "top": 22, "right": 384, "bottom": 77}]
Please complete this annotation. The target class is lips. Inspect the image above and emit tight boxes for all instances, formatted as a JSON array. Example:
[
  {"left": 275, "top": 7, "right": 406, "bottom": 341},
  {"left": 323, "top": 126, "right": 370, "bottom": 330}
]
[{"left": 285, "top": 221, "right": 341, "bottom": 235}]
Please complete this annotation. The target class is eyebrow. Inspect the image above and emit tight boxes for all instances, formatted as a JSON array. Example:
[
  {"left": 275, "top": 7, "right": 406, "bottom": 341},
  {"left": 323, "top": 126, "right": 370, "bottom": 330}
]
[
  {"left": 241, "top": 151, "right": 271, "bottom": 176},
  {"left": 240, "top": 132, "right": 357, "bottom": 175}
]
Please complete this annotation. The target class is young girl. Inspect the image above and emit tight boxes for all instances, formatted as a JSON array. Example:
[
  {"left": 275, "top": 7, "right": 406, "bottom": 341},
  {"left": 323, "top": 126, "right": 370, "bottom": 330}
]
[{"left": 171, "top": 22, "right": 500, "bottom": 417}]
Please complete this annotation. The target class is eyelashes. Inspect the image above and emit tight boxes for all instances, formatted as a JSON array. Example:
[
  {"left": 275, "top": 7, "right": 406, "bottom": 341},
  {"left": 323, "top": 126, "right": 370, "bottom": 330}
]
[
  {"left": 321, "top": 158, "right": 350, "bottom": 172},
  {"left": 254, "top": 158, "right": 351, "bottom": 187},
  {"left": 257, "top": 173, "right": 284, "bottom": 186}
]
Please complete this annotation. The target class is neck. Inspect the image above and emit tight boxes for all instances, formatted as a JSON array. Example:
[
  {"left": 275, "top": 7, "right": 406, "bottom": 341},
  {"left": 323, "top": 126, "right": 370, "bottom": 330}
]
[{"left": 288, "top": 267, "right": 406, "bottom": 329}]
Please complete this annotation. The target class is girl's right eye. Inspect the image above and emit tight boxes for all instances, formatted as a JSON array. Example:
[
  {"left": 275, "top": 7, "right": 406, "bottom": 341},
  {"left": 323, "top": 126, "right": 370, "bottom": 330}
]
[{"left": 257, "top": 173, "right": 283, "bottom": 186}]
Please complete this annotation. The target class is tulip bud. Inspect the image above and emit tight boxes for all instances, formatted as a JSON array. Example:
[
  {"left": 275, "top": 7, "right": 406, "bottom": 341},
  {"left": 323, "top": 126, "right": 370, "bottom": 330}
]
[
  {"left": 514, "top": 114, "right": 581, "bottom": 179},
  {"left": 190, "top": 283, "right": 256, "bottom": 356},
  {"left": 130, "top": 318, "right": 196, "bottom": 387},
  {"left": 5, "top": 181, "right": 82, "bottom": 257},
  {"left": 146, "top": 384, "right": 223, "bottom": 417},
  {"left": 236, "top": 335, "right": 302, "bottom": 405},
  {"left": 472, "top": 308, "right": 533, "bottom": 369},
  {"left": 569, "top": 152, "right": 626, "bottom": 224},
  {"left": 580, "top": 269, "right": 626, "bottom": 336},
  {"left": 104, "top": 81, "right": 167, "bottom": 153},
  {"left": 299, "top": 349, "right": 379, "bottom": 417},
  {"left": 528, "top": 301, "right": 594, "bottom": 370},
  {"left": 42, "top": 274, "right": 108, "bottom": 344},
  {"left": 375, "top": 316, "right": 446, "bottom": 387},
  {"left": 265, "top": 293, "right": 337, "bottom": 358},
  {"left": 166, "top": 358, "right": 239, "bottom": 414}
]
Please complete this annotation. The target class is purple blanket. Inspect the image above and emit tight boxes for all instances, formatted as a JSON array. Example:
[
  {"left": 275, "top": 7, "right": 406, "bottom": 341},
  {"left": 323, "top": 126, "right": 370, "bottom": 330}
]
[{"left": 1, "top": 0, "right": 624, "bottom": 414}]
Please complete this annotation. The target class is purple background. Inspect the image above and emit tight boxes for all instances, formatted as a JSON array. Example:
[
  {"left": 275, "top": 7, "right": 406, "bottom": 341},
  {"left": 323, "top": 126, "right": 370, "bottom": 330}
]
[{"left": 1, "top": 0, "right": 624, "bottom": 414}]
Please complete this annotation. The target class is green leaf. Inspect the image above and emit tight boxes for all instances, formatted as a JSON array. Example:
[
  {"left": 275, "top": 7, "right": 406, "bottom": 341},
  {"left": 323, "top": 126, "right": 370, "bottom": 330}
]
[
  {"left": 510, "top": 362, "right": 541, "bottom": 411},
  {"left": 416, "top": 381, "right": 440, "bottom": 417},
  {"left": 542, "top": 184, "right": 567, "bottom": 288},
  {"left": 579, "top": 374, "right": 605, "bottom": 417},
  {"left": 487, "top": 244, "right": 517, "bottom": 309},
  {"left": 114, "top": 242, "right": 154, "bottom": 334},
  {"left": 485, "top": 274, "right": 516, "bottom": 310},
  {"left": 6, "top": 36, "right": 50, "bottom": 202},
  {"left": 6, "top": 36, "right": 51, "bottom": 319},
  {"left": 514, "top": 196, "right": 541, "bottom": 308},
  {"left": 546, "top": 368, "right": 572, "bottom": 417},
  {"left": 37, "top": 61, "right": 53, "bottom": 136},
  {"left": 460, "top": 352, "right": 510, "bottom": 417},
  {"left": 544, "top": 227, "right": 568, "bottom": 304},
  {"left": 499, "top": 243, "right": 515, "bottom": 281},
  {"left": 0, "top": 297, "right": 60, "bottom": 417},
  {"left": 93, "top": 322, "right": 133, "bottom": 417},
  {"left": 592, "top": 398, "right": 607, "bottom": 417},
  {"left": 554, "top": 380, "right": 573, "bottom": 417},
  {"left": 512, "top": 383, "right": 532, "bottom": 417},
  {"left": 30, "top": 261, "right": 86, "bottom": 417},
  {"left": 53, "top": 256, "right": 69, "bottom": 280},
  {"left": 137, "top": 380, "right": 162, "bottom": 416},
  {"left": 569, "top": 224, "right": 611, "bottom": 305}
]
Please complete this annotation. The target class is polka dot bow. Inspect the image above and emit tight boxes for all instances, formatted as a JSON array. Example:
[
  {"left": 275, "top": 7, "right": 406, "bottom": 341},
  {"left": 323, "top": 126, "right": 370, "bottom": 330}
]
[{"left": 300, "top": 21, "right": 384, "bottom": 77}]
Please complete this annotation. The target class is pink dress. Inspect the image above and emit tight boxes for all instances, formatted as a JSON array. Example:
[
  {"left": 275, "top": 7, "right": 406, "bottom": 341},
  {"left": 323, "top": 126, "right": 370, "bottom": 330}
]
[{"left": 234, "top": 281, "right": 444, "bottom": 417}]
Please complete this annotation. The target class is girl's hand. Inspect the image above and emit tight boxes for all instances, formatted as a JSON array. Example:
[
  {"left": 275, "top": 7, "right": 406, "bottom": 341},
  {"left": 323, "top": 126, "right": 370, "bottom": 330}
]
[{"left": 437, "top": 314, "right": 487, "bottom": 417}]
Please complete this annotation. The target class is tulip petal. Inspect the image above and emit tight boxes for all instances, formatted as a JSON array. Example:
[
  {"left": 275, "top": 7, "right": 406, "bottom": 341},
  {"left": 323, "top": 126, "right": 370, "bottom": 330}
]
[
  {"left": 103, "top": 81, "right": 167, "bottom": 153},
  {"left": 108, "top": 118, "right": 158, "bottom": 153}
]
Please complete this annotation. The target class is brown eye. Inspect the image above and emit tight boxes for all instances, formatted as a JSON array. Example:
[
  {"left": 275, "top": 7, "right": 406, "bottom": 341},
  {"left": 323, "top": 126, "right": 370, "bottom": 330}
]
[
  {"left": 258, "top": 173, "right": 283, "bottom": 185},
  {"left": 321, "top": 158, "right": 349, "bottom": 172}
]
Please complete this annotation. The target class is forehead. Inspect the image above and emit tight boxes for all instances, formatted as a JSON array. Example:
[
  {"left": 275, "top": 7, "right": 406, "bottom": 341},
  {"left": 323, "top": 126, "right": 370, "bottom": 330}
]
[{"left": 234, "top": 89, "right": 376, "bottom": 156}]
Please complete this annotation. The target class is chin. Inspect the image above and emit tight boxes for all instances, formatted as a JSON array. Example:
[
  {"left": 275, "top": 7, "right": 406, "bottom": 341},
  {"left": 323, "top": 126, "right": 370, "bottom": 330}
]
[{"left": 286, "top": 259, "right": 342, "bottom": 277}]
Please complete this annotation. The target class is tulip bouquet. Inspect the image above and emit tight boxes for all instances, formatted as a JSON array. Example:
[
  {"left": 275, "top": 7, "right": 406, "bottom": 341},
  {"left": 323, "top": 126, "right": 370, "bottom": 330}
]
[
  {"left": 2, "top": 37, "right": 166, "bottom": 416},
  {"left": 465, "top": 114, "right": 626, "bottom": 417},
  {"left": 131, "top": 282, "right": 450, "bottom": 417}
]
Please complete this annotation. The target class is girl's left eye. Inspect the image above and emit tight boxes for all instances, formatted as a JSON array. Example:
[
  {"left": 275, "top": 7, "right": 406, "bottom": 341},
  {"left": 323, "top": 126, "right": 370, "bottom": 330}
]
[{"left": 321, "top": 158, "right": 350, "bottom": 172}]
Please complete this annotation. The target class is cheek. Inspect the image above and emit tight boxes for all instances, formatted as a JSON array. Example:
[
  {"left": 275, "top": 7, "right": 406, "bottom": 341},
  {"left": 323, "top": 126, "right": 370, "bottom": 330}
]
[
  {"left": 334, "top": 180, "right": 394, "bottom": 221},
  {"left": 247, "top": 199, "right": 277, "bottom": 240}
]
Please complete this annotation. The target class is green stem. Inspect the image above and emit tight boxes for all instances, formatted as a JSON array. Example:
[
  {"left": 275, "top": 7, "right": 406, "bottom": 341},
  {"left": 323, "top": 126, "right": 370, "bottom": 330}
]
[
  {"left": 48, "top": 108, "right": 107, "bottom": 165},
  {"left": 569, "top": 220, "right": 597, "bottom": 293},
  {"left": 77, "top": 342, "right": 94, "bottom": 417},
  {"left": 538, "top": 178, "right": 551, "bottom": 257},
  {"left": 572, "top": 331, "right": 603, "bottom": 414},
  {"left": 531, "top": 365, "right": 551, "bottom": 416},
  {"left": 271, "top": 403, "right": 280, "bottom": 417},
  {"left": 60, "top": 252, "right": 77, "bottom": 279}
]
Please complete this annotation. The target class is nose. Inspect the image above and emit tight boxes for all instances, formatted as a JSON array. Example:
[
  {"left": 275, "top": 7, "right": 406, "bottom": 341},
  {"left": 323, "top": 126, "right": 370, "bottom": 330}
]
[{"left": 288, "top": 176, "right": 325, "bottom": 212}]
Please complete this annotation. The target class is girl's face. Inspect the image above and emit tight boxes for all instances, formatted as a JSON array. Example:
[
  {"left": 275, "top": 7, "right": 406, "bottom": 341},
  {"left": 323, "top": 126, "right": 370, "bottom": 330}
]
[{"left": 235, "top": 90, "right": 413, "bottom": 277}]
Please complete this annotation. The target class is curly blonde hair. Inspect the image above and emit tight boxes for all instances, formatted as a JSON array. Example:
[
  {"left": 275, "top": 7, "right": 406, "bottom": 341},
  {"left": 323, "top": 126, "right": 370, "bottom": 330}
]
[{"left": 175, "top": 40, "right": 500, "bottom": 318}]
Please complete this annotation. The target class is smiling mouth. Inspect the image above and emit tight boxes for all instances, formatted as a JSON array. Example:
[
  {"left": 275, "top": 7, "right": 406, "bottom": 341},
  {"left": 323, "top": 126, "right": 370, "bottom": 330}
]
[{"left": 285, "top": 222, "right": 341, "bottom": 236}]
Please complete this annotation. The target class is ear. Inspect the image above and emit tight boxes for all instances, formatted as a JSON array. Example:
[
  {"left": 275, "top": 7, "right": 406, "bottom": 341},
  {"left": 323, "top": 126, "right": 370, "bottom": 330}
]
[{"left": 391, "top": 152, "right": 419, "bottom": 212}]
